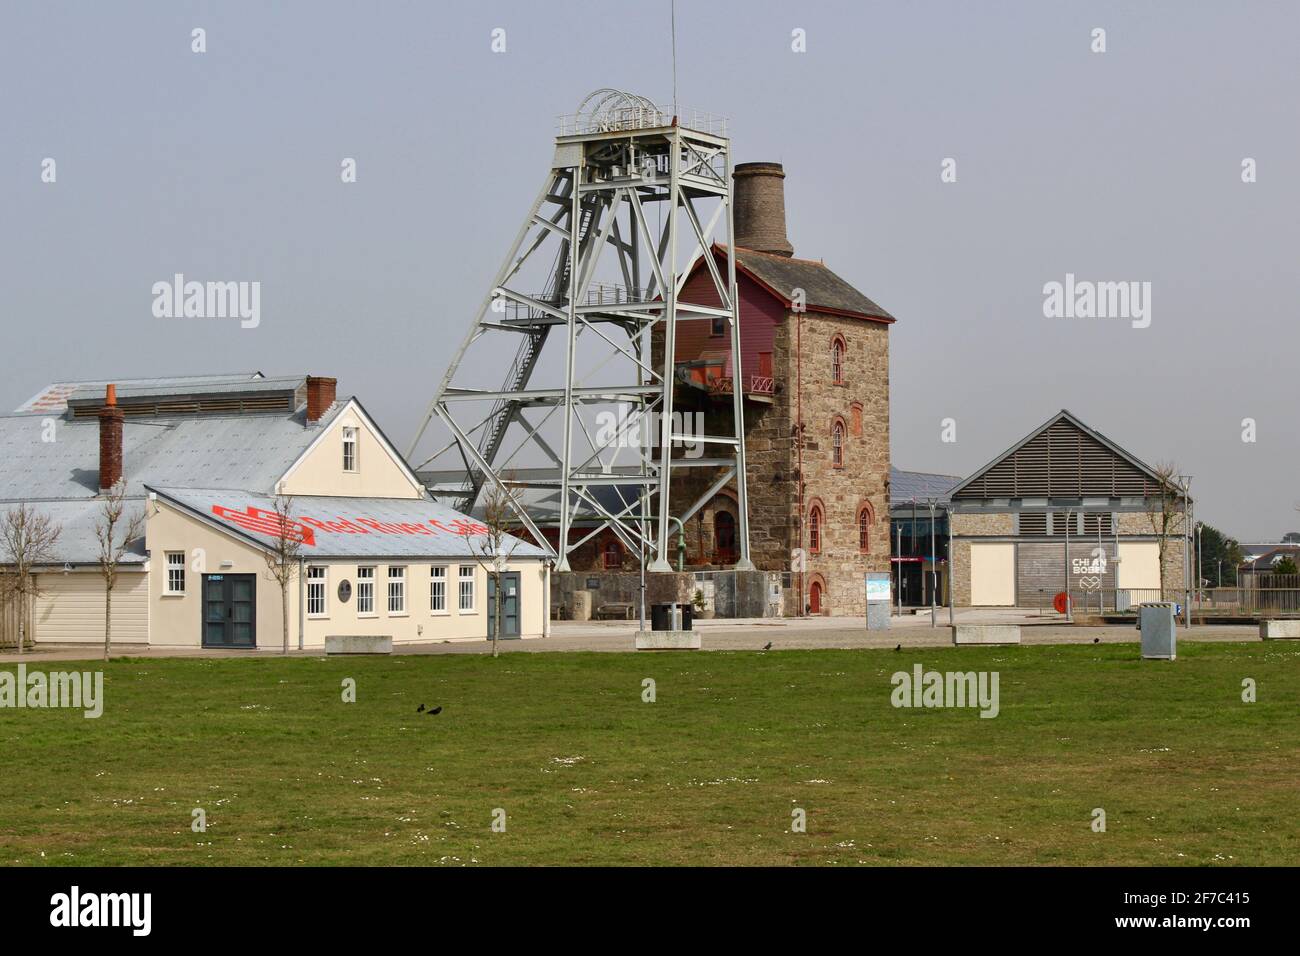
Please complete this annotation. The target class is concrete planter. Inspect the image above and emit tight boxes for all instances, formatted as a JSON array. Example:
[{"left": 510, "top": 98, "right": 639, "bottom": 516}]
[
  {"left": 952, "top": 624, "right": 1021, "bottom": 646},
  {"left": 634, "top": 630, "right": 701, "bottom": 650},
  {"left": 1260, "top": 620, "right": 1300, "bottom": 640},
  {"left": 325, "top": 635, "right": 393, "bottom": 655}
]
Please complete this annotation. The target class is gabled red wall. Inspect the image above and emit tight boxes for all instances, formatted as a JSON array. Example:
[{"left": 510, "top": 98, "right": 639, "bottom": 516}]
[{"left": 675, "top": 261, "right": 781, "bottom": 379}]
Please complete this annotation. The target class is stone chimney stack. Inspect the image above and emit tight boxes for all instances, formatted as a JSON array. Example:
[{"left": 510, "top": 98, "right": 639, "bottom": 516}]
[
  {"left": 98, "top": 383, "right": 124, "bottom": 492},
  {"left": 305, "top": 375, "right": 337, "bottom": 423},
  {"left": 732, "top": 162, "right": 794, "bottom": 257}
]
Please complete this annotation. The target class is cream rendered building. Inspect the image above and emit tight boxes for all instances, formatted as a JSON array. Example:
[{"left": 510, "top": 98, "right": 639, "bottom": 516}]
[{"left": 0, "top": 373, "right": 548, "bottom": 650}]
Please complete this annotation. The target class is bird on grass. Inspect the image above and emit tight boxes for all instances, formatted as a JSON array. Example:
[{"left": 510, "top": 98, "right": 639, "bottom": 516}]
[
  {"left": 763, "top": 641, "right": 772, "bottom": 651},
  {"left": 894, "top": 644, "right": 901, "bottom": 652},
  {"left": 427, "top": 706, "right": 442, "bottom": 716},
  {"left": 1093, "top": 637, "right": 1100, "bottom": 644}
]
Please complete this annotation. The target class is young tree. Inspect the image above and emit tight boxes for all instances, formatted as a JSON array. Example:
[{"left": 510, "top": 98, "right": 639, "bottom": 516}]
[
  {"left": 261, "top": 494, "right": 303, "bottom": 654},
  {"left": 94, "top": 479, "right": 146, "bottom": 661},
  {"left": 0, "top": 504, "right": 62, "bottom": 656},
  {"left": 462, "top": 479, "right": 522, "bottom": 659},
  {"left": 1146, "top": 461, "right": 1186, "bottom": 600}
]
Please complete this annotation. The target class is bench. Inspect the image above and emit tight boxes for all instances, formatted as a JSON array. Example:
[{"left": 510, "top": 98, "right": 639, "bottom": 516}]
[
  {"left": 325, "top": 635, "right": 393, "bottom": 655},
  {"left": 595, "top": 603, "right": 635, "bottom": 620},
  {"left": 951, "top": 624, "right": 1021, "bottom": 646}
]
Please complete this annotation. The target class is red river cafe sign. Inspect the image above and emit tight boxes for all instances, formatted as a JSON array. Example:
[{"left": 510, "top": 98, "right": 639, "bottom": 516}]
[{"left": 212, "top": 504, "right": 490, "bottom": 548}]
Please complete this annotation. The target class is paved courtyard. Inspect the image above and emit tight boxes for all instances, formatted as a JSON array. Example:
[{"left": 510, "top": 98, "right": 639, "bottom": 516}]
[{"left": 0, "top": 608, "right": 1266, "bottom": 662}]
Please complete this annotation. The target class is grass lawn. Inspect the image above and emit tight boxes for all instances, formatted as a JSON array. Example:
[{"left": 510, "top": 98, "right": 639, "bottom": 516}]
[{"left": 1, "top": 641, "right": 1297, "bottom": 866}]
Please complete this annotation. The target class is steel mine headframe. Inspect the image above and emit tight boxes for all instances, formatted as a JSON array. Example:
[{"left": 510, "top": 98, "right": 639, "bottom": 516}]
[{"left": 408, "top": 89, "right": 752, "bottom": 573}]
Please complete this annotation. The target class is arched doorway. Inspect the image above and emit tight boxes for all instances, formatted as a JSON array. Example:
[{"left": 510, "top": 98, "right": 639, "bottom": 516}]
[
  {"left": 809, "top": 579, "right": 823, "bottom": 614},
  {"left": 714, "top": 511, "right": 736, "bottom": 565}
]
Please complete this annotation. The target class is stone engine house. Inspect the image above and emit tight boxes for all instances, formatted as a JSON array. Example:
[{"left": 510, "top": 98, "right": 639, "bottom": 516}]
[{"left": 566, "top": 162, "right": 895, "bottom": 617}]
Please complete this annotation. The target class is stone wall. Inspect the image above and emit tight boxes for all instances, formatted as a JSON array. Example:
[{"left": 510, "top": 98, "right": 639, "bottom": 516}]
[{"left": 787, "top": 313, "right": 890, "bottom": 617}]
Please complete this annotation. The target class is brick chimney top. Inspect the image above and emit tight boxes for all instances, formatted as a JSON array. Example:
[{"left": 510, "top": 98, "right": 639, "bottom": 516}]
[
  {"left": 99, "top": 384, "right": 124, "bottom": 492},
  {"left": 305, "top": 376, "right": 337, "bottom": 424},
  {"left": 732, "top": 162, "right": 794, "bottom": 257}
]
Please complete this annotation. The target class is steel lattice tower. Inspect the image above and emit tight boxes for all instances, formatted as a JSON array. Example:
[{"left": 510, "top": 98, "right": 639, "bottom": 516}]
[{"left": 408, "top": 89, "right": 752, "bottom": 573}]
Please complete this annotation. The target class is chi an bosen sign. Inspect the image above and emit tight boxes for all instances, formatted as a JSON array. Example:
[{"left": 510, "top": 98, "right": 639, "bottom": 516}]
[{"left": 211, "top": 504, "right": 490, "bottom": 549}]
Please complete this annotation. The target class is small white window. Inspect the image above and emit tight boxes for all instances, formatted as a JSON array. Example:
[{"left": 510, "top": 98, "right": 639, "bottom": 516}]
[
  {"left": 458, "top": 565, "right": 476, "bottom": 613},
  {"left": 165, "top": 552, "right": 186, "bottom": 594},
  {"left": 356, "top": 566, "right": 375, "bottom": 615},
  {"left": 307, "top": 566, "right": 328, "bottom": 617},
  {"left": 342, "top": 426, "right": 358, "bottom": 473},
  {"left": 388, "top": 566, "right": 406, "bottom": 614},
  {"left": 431, "top": 566, "right": 447, "bottom": 613}
]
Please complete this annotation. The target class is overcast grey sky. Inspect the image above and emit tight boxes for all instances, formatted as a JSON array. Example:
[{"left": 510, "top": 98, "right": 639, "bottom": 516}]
[{"left": 3, "top": 1, "right": 1297, "bottom": 540}]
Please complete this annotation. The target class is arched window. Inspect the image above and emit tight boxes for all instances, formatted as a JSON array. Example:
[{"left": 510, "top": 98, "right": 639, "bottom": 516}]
[
  {"left": 714, "top": 511, "right": 736, "bottom": 564},
  {"left": 831, "top": 336, "right": 845, "bottom": 384},
  {"left": 858, "top": 505, "right": 871, "bottom": 553},
  {"left": 809, "top": 504, "right": 823, "bottom": 554},
  {"left": 602, "top": 539, "right": 623, "bottom": 569},
  {"left": 832, "top": 420, "right": 845, "bottom": 468}
]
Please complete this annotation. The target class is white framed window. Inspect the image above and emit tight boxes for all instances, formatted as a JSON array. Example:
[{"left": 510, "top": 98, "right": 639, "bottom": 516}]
[
  {"left": 388, "top": 566, "right": 406, "bottom": 614},
  {"left": 430, "top": 565, "right": 447, "bottom": 614},
  {"left": 165, "top": 551, "right": 186, "bottom": 594},
  {"left": 458, "top": 565, "right": 476, "bottom": 613},
  {"left": 356, "top": 566, "right": 375, "bottom": 615},
  {"left": 307, "top": 565, "right": 328, "bottom": 617},
  {"left": 342, "top": 426, "right": 358, "bottom": 473}
]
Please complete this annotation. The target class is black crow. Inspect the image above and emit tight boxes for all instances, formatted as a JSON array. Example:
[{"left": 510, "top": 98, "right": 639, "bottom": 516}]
[
  {"left": 417, "top": 704, "right": 426, "bottom": 713},
  {"left": 894, "top": 644, "right": 901, "bottom": 651},
  {"left": 1093, "top": 637, "right": 1100, "bottom": 644},
  {"left": 763, "top": 641, "right": 772, "bottom": 651},
  {"left": 428, "top": 706, "right": 443, "bottom": 716}
]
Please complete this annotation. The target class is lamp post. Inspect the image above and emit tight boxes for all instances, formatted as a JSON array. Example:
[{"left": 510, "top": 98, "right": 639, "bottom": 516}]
[{"left": 926, "top": 498, "right": 938, "bottom": 627}]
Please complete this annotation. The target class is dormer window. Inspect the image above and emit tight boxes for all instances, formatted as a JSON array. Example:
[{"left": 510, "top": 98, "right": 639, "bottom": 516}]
[{"left": 342, "top": 426, "right": 358, "bottom": 472}]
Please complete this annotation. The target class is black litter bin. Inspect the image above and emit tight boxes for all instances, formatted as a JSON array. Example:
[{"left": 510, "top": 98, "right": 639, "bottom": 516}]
[
  {"left": 650, "top": 602, "right": 693, "bottom": 631},
  {"left": 651, "top": 602, "right": 672, "bottom": 631}
]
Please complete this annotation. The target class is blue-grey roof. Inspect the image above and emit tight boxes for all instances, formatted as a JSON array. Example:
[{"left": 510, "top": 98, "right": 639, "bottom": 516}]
[
  {"left": 0, "top": 401, "right": 348, "bottom": 564},
  {"left": 5, "top": 499, "right": 148, "bottom": 566},
  {"left": 889, "top": 467, "right": 963, "bottom": 507},
  {"left": 0, "top": 403, "right": 347, "bottom": 503},
  {"left": 151, "top": 487, "right": 548, "bottom": 560}
]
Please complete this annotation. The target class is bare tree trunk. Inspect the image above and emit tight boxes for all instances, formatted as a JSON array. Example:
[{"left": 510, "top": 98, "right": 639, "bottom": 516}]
[
  {"left": 16, "top": 587, "right": 24, "bottom": 657},
  {"left": 492, "top": 573, "right": 501, "bottom": 659},
  {"left": 104, "top": 582, "right": 113, "bottom": 662},
  {"left": 282, "top": 582, "right": 290, "bottom": 654}
]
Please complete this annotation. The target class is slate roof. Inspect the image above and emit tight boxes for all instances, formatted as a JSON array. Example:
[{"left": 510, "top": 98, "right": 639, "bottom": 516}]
[
  {"left": 151, "top": 487, "right": 548, "bottom": 560},
  {"left": 712, "top": 244, "right": 895, "bottom": 323}
]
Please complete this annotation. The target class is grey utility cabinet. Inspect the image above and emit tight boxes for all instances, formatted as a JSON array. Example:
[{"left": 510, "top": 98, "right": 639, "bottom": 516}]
[{"left": 1138, "top": 602, "right": 1177, "bottom": 660}]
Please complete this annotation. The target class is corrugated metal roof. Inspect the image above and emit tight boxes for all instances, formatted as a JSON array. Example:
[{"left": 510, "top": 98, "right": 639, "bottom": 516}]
[
  {"left": 15, "top": 372, "right": 265, "bottom": 414},
  {"left": 889, "top": 467, "right": 964, "bottom": 507},
  {"left": 151, "top": 487, "right": 548, "bottom": 560}
]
